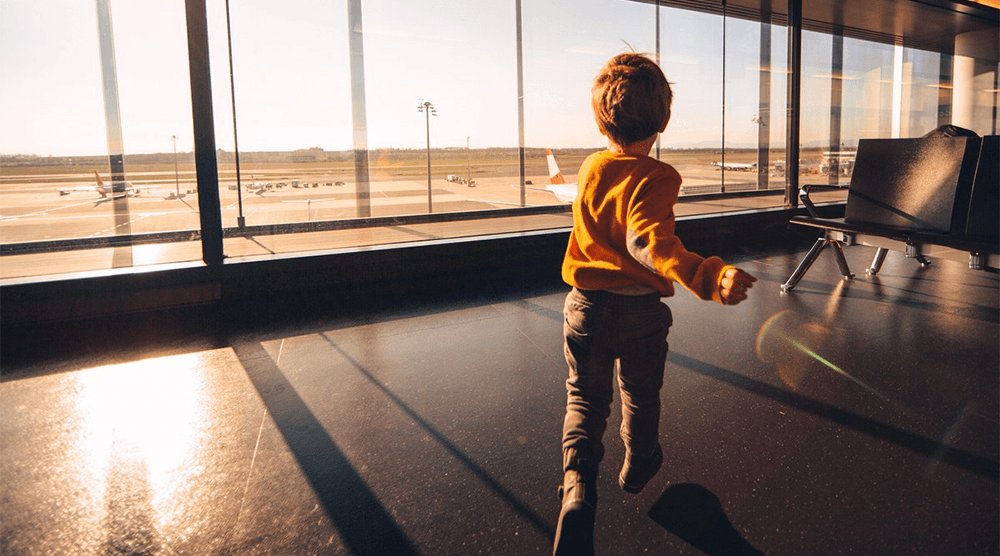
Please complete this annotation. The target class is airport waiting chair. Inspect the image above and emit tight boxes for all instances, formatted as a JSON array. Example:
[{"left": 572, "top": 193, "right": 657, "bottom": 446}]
[{"left": 781, "top": 132, "right": 999, "bottom": 292}]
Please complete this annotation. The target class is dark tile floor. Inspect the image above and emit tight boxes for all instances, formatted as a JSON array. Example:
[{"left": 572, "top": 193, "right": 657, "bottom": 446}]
[{"left": 2, "top": 243, "right": 997, "bottom": 555}]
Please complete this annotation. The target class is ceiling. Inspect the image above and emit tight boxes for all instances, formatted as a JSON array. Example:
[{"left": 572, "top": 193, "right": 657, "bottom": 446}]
[{"left": 649, "top": 0, "right": 999, "bottom": 60}]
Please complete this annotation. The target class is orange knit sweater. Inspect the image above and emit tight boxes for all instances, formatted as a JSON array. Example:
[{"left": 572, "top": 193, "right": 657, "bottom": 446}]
[{"left": 561, "top": 150, "right": 732, "bottom": 303}]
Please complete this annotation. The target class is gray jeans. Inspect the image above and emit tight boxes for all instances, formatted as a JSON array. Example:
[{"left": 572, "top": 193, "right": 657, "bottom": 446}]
[{"left": 561, "top": 287, "right": 673, "bottom": 474}]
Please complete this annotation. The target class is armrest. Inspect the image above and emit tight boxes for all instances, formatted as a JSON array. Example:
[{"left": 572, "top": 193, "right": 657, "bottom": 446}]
[{"left": 799, "top": 183, "right": 848, "bottom": 217}]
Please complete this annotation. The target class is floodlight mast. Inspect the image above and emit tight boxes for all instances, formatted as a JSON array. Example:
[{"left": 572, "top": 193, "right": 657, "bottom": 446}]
[
  {"left": 417, "top": 100, "right": 437, "bottom": 213},
  {"left": 171, "top": 135, "right": 180, "bottom": 198}
]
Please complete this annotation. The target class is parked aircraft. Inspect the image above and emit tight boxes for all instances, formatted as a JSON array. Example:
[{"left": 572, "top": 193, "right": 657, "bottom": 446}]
[
  {"left": 711, "top": 161, "right": 757, "bottom": 171},
  {"left": 496, "top": 149, "right": 581, "bottom": 205},
  {"left": 520, "top": 149, "right": 577, "bottom": 203},
  {"left": 58, "top": 171, "right": 150, "bottom": 198},
  {"left": 542, "top": 149, "right": 578, "bottom": 202}
]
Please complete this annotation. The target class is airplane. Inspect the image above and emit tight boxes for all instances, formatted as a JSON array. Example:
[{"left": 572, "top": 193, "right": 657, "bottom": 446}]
[
  {"left": 491, "top": 149, "right": 578, "bottom": 206},
  {"left": 521, "top": 149, "right": 578, "bottom": 203},
  {"left": 58, "top": 171, "right": 151, "bottom": 198},
  {"left": 243, "top": 181, "right": 269, "bottom": 192},
  {"left": 711, "top": 161, "right": 757, "bottom": 171}
]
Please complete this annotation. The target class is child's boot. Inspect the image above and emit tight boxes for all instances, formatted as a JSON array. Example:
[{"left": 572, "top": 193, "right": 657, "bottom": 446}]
[
  {"left": 553, "top": 468, "right": 597, "bottom": 556},
  {"left": 619, "top": 442, "right": 662, "bottom": 494}
]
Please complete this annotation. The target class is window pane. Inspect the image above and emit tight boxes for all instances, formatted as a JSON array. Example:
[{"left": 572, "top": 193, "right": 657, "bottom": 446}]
[
  {"left": 208, "top": 0, "right": 352, "bottom": 229},
  {"left": 1, "top": 0, "right": 199, "bottom": 279},
  {"left": 842, "top": 38, "right": 895, "bottom": 141},
  {"left": 659, "top": 7, "right": 724, "bottom": 195},
  {"left": 660, "top": 7, "right": 789, "bottom": 203},
  {"left": 523, "top": 0, "right": 656, "bottom": 198},
  {"left": 799, "top": 30, "right": 833, "bottom": 186},
  {"left": 902, "top": 48, "right": 947, "bottom": 137},
  {"left": 767, "top": 22, "right": 789, "bottom": 188},
  {"left": 364, "top": 0, "right": 520, "bottom": 213},
  {"left": 722, "top": 16, "right": 770, "bottom": 192}
]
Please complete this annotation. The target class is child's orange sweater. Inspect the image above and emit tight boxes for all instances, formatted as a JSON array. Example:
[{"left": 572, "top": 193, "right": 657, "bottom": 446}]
[{"left": 562, "top": 150, "right": 732, "bottom": 303}]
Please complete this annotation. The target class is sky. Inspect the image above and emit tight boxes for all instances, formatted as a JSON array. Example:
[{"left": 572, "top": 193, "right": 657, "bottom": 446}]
[{"left": 0, "top": 0, "right": 975, "bottom": 157}]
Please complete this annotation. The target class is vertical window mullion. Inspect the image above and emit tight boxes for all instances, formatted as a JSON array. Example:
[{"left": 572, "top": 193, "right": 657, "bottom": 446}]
[{"left": 185, "top": 0, "right": 224, "bottom": 265}]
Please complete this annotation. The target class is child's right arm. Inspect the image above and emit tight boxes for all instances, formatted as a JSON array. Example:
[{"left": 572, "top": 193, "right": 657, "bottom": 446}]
[
  {"left": 626, "top": 169, "right": 756, "bottom": 304},
  {"left": 719, "top": 267, "right": 757, "bottom": 306}
]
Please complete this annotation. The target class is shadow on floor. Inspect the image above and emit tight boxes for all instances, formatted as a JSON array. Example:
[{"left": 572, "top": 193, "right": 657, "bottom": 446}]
[
  {"left": 671, "top": 352, "right": 1000, "bottom": 482},
  {"left": 232, "top": 340, "right": 421, "bottom": 556},
  {"left": 649, "top": 483, "right": 766, "bottom": 556}
]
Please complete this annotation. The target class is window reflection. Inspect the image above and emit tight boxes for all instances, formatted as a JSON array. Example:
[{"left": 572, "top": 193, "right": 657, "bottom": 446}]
[{"left": 902, "top": 49, "right": 949, "bottom": 136}]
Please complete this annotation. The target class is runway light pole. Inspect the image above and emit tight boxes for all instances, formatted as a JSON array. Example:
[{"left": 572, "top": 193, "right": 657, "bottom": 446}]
[
  {"left": 225, "top": 0, "right": 246, "bottom": 228},
  {"left": 170, "top": 135, "right": 180, "bottom": 198},
  {"left": 417, "top": 100, "right": 437, "bottom": 213}
]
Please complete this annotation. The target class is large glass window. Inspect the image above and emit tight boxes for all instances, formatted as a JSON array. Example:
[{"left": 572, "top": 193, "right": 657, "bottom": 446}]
[
  {"left": 1, "top": 0, "right": 198, "bottom": 279},
  {"left": 659, "top": 6, "right": 724, "bottom": 194},
  {"left": 517, "top": 0, "right": 658, "bottom": 208},
  {"left": 1, "top": 0, "right": 996, "bottom": 280},
  {"left": 207, "top": 0, "right": 352, "bottom": 230},
  {"left": 364, "top": 0, "right": 519, "bottom": 214},
  {"left": 902, "top": 48, "right": 949, "bottom": 137}
]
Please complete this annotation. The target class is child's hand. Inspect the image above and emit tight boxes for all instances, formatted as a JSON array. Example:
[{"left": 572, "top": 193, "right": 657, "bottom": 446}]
[{"left": 720, "top": 267, "right": 757, "bottom": 306}]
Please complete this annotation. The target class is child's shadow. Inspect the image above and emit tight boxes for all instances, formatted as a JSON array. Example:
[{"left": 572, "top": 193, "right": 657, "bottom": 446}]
[{"left": 648, "top": 483, "right": 766, "bottom": 555}]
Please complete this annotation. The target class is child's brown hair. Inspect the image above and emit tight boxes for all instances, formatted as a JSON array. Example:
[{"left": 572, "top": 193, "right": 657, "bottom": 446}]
[{"left": 591, "top": 53, "right": 672, "bottom": 147}]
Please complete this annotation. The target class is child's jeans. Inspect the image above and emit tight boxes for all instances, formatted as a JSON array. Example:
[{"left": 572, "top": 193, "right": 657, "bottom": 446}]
[{"left": 561, "top": 287, "right": 673, "bottom": 475}]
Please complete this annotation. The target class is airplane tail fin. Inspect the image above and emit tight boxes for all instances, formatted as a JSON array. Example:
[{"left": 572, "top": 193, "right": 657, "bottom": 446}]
[
  {"left": 94, "top": 170, "right": 105, "bottom": 186},
  {"left": 545, "top": 149, "right": 565, "bottom": 185}
]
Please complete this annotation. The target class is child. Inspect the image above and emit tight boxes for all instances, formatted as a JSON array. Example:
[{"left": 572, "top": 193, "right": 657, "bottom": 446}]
[{"left": 553, "top": 53, "right": 757, "bottom": 556}]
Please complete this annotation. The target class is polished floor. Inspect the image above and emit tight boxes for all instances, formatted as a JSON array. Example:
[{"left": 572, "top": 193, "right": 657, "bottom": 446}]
[{"left": 2, "top": 241, "right": 997, "bottom": 555}]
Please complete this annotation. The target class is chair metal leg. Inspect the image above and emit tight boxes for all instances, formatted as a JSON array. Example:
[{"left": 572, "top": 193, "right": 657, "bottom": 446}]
[
  {"left": 830, "top": 241, "right": 855, "bottom": 280},
  {"left": 781, "top": 238, "right": 829, "bottom": 292},
  {"left": 866, "top": 247, "right": 888, "bottom": 275},
  {"left": 905, "top": 242, "right": 932, "bottom": 267}
]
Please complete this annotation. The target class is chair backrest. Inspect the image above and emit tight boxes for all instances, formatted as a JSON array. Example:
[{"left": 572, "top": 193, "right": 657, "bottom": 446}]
[
  {"left": 845, "top": 136, "right": 981, "bottom": 233},
  {"left": 960, "top": 135, "right": 998, "bottom": 241}
]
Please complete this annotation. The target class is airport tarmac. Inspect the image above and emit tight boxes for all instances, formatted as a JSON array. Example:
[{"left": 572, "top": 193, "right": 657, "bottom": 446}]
[{"left": 0, "top": 162, "right": 844, "bottom": 281}]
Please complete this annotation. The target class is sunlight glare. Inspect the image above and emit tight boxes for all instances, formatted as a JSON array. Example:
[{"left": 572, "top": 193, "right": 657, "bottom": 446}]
[
  {"left": 756, "top": 310, "right": 904, "bottom": 409},
  {"left": 73, "top": 352, "right": 208, "bottom": 526},
  {"left": 755, "top": 310, "right": 832, "bottom": 389}
]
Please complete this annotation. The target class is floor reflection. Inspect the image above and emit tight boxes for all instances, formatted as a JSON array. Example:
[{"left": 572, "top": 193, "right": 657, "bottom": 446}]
[
  {"left": 2, "top": 244, "right": 995, "bottom": 554},
  {"left": 71, "top": 354, "right": 208, "bottom": 546},
  {"left": 104, "top": 437, "right": 160, "bottom": 555}
]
